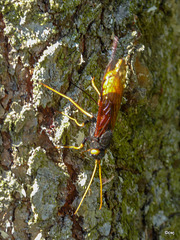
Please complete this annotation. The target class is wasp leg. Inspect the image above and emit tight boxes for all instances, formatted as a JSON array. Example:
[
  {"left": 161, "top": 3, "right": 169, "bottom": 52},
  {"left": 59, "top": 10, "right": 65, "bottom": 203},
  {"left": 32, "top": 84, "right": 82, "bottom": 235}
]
[
  {"left": 60, "top": 143, "right": 84, "bottom": 150},
  {"left": 74, "top": 159, "right": 98, "bottom": 215},
  {"left": 58, "top": 137, "right": 87, "bottom": 150},
  {"left": 91, "top": 77, "right": 100, "bottom": 96},
  {"left": 56, "top": 111, "right": 85, "bottom": 127},
  {"left": 40, "top": 82, "right": 94, "bottom": 119},
  {"left": 56, "top": 111, "right": 94, "bottom": 128},
  {"left": 98, "top": 160, "right": 102, "bottom": 210}
]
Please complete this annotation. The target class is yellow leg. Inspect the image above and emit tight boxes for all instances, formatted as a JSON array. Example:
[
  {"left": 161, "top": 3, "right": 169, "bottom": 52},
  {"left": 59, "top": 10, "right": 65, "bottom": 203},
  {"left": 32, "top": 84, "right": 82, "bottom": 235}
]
[
  {"left": 40, "top": 82, "right": 93, "bottom": 119},
  {"left": 98, "top": 160, "right": 103, "bottom": 210},
  {"left": 59, "top": 143, "right": 84, "bottom": 150},
  {"left": 56, "top": 111, "right": 85, "bottom": 127},
  {"left": 74, "top": 160, "right": 98, "bottom": 215},
  {"left": 91, "top": 77, "right": 100, "bottom": 96}
]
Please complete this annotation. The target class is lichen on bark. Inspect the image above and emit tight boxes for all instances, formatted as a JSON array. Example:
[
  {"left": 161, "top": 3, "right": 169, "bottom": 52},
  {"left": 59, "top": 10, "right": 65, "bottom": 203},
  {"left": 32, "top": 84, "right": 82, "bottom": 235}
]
[{"left": 0, "top": 0, "right": 179, "bottom": 239}]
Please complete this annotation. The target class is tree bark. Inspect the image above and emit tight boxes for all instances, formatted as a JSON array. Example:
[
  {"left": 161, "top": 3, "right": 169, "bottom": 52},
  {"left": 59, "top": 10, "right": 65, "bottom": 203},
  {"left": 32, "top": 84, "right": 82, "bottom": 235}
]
[{"left": 0, "top": 1, "right": 179, "bottom": 239}]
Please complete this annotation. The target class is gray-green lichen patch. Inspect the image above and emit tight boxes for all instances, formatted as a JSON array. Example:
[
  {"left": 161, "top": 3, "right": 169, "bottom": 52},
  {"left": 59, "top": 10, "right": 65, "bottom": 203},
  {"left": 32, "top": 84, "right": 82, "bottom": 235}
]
[
  {"left": 0, "top": 169, "right": 21, "bottom": 210},
  {"left": 32, "top": 39, "right": 81, "bottom": 107},
  {"left": 2, "top": 0, "right": 54, "bottom": 45},
  {"left": 28, "top": 147, "right": 68, "bottom": 222},
  {"left": 81, "top": 205, "right": 112, "bottom": 239},
  {"left": 1, "top": 0, "right": 57, "bottom": 79},
  {"left": 3, "top": 101, "right": 38, "bottom": 145},
  {"left": 49, "top": 0, "right": 81, "bottom": 16},
  {"left": 76, "top": 3, "right": 102, "bottom": 35},
  {"left": 48, "top": 215, "right": 73, "bottom": 240},
  {"left": 0, "top": 0, "right": 179, "bottom": 239},
  {"left": 32, "top": 41, "right": 68, "bottom": 108},
  {"left": 32, "top": 39, "right": 84, "bottom": 146}
]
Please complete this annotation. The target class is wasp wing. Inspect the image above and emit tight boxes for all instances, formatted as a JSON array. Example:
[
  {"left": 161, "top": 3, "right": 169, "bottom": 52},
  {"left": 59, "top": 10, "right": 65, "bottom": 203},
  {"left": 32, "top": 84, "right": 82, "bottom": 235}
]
[{"left": 94, "top": 59, "right": 126, "bottom": 138}]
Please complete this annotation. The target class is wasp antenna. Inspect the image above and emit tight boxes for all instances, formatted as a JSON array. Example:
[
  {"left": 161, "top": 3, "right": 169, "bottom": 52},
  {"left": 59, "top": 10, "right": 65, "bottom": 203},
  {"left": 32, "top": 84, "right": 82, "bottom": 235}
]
[
  {"left": 91, "top": 77, "right": 100, "bottom": 96},
  {"left": 74, "top": 159, "right": 98, "bottom": 215},
  {"left": 70, "top": 81, "right": 97, "bottom": 105},
  {"left": 98, "top": 160, "right": 103, "bottom": 210},
  {"left": 40, "top": 82, "right": 94, "bottom": 119}
]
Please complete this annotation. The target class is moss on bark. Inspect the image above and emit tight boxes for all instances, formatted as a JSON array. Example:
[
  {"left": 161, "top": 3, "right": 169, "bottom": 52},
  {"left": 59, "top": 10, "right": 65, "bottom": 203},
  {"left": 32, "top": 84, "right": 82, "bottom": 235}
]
[{"left": 0, "top": 0, "right": 179, "bottom": 239}]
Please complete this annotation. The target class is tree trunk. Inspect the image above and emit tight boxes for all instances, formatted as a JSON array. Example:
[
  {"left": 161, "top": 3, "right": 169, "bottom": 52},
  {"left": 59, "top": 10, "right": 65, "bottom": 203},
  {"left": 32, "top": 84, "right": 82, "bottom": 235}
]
[{"left": 0, "top": 1, "right": 179, "bottom": 239}]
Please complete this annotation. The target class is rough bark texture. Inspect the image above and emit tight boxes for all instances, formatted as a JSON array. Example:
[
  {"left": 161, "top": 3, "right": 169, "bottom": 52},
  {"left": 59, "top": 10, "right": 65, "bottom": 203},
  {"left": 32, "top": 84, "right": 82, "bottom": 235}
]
[{"left": 0, "top": 1, "right": 179, "bottom": 240}]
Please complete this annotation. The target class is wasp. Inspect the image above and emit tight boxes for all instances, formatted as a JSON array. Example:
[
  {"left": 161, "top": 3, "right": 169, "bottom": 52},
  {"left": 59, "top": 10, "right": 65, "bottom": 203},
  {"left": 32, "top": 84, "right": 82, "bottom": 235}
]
[{"left": 40, "top": 37, "right": 126, "bottom": 214}]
